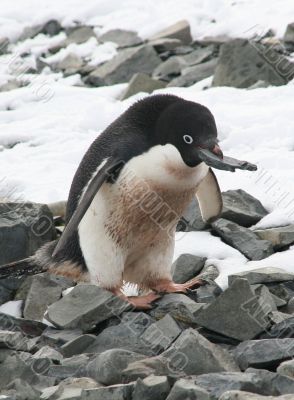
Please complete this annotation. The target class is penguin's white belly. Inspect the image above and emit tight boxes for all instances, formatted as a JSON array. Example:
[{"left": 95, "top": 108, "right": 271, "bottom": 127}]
[{"left": 78, "top": 144, "right": 209, "bottom": 289}]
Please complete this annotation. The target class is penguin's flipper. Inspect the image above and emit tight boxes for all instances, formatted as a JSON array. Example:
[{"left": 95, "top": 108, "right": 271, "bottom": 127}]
[
  {"left": 196, "top": 168, "right": 223, "bottom": 223},
  {"left": 53, "top": 158, "right": 124, "bottom": 258},
  {"left": 198, "top": 148, "right": 257, "bottom": 172}
]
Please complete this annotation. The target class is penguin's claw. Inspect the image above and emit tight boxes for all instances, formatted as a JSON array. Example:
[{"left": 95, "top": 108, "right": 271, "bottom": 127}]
[
  {"left": 152, "top": 278, "right": 206, "bottom": 294},
  {"left": 127, "top": 292, "right": 161, "bottom": 310}
]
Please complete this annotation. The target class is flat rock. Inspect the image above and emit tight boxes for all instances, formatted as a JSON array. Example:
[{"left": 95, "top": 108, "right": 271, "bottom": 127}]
[
  {"left": 171, "top": 254, "right": 206, "bottom": 283},
  {"left": 161, "top": 328, "right": 239, "bottom": 375},
  {"left": 222, "top": 189, "right": 268, "bottom": 227},
  {"left": 65, "top": 26, "right": 96, "bottom": 45},
  {"left": 60, "top": 334, "right": 96, "bottom": 357},
  {"left": 212, "top": 39, "right": 292, "bottom": 88},
  {"left": 149, "top": 20, "right": 192, "bottom": 45},
  {"left": 81, "top": 382, "right": 134, "bottom": 400},
  {"left": 194, "top": 279, "right": 271, "bottom": 341},
  {"left": 121, "top": 73, "right": 166, "bottom": 100},
  {"left": 153, "top": 56, "right": 186, "bottom": 80},
  {"left": 193, "top": 280, "right": 223, "bottom": 303},
  {"left": 259, "top": 316, "right": 294, "bottom": 339},
  {"left": 85, "top": 45, "right": 161, "bottom": 86},
  {"left": 168, "top": 58, "right": 217, "bottom": 87},
  {"left": 140, "top": 314, "right": 182, "bottom": 353},
  {"left": 122, "top": 355, "right": 170, "bottom": 382},
  {"left": 0, "top": 202, "right": 56, "bottom": 265},
  {"left": 0, "top": 330, "right": 27, "bottom": 350},
  {"left": 229, "top": 267, "right": 294, "bottom": 285},
  {"left": 87, "top": 348, "right": 145, "bottom": 385},
  {"left": 99, "top": 29, "right": 142, "bottom": 48},
  {"left": 24, "top": 274, "right": 63, "bottom": 321},
  {"left": 40, "top": 327, "right": 83, "bottom": 347},
  {"left": 0, "top": 312, "right": 47, "bottom": 337},
  {"left": 198, "top": 264, "right": 220, "bottom": 281},
  {"left": 5, "top": 378, "right": 40, "bottom": 400},
  {"left": 149, "top": 38, "right": 182, "bottom": 53},
  {"left": 32, "top": 345, "right": 63, "bottom": 362},
  {"left": 46, "top": 284, "right": 129, "bottom": 331},
  {"left": 252, "top": 284, "right": 277, "bottom": 312},
  {"left": 277, "top": 359, "right": 294, "bottom": 378},
  {"left": 53, "top": 53, "right": 83, "bottom": 74},
  {"left": 150, "top": 293, "right": 206, "bottom": 325},
  {"left": 211, "top": 218, "right": 274, "bottom": 260},
  {"left": 166, "top": 378, "right": 210, "bottom": 400},
  {"left": 254, "top": 225, "right": 294, "bottom": 249},
  {"left": 194, "top": 369, "right": 294, "bottom": 399},
  {"left": 234, "top": 338, "right": 294, "bottom": 370},
  {"left": 133, "top": 375, "right": 170, "bottom": 400},
  {"left": 284, "top": 22, "right": 294, "bottom": 44},
  {"left": 269, "top": 310, "right": 292, "bottom": 324},
  {"left": 219, "top": 391, "right": 294, "bottom": 399},
  {"left": 85, "top": 312, "right": 155, "bottom": 356}
]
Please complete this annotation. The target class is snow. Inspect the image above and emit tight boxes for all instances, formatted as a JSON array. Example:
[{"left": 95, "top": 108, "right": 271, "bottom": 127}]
[{"left": 0, "top": 0, "right": 293, "bottom": 309}]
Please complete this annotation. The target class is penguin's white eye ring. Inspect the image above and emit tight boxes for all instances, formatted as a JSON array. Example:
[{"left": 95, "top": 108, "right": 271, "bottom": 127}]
[{"left": 183, "top": 135, "right": 193, "bottom": 144}]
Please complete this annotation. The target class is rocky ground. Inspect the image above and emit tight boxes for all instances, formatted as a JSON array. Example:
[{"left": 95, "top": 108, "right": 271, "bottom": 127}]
[{"left": 1, "top": 16, "right": 294, "bottom": 400}]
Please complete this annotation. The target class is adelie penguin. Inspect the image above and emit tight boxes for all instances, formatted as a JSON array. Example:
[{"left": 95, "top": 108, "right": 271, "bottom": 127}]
[{"left": 0, "top": 94, "right": 256, "bottom": 309}]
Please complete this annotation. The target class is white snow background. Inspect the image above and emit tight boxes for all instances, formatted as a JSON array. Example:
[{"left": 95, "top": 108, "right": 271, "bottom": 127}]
[{"left": 0, "top": 0, "right": 294, "bottom": 316}]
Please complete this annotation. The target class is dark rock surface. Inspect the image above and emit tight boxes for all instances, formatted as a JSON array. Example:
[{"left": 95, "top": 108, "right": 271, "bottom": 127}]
[
  {"left": 171, "top": 253, "right": 206, "bottom": 283},
  {"left": 99, "top": 29, "right": 143, "bottom": 48},
  {"left": 121, "top": 72, "right": 166, "bottom": 99}
]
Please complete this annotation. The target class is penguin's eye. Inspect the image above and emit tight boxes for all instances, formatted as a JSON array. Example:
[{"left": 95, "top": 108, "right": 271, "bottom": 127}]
[{"left": 183, "top": 135, "right": 193, "bottom": 144}]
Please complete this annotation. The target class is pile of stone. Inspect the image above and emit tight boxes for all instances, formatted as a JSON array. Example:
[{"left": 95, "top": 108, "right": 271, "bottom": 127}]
[
  {"left": 1, "top": 19, "right": 294, "bottom": 98},
  {"left": 1, "top": 189, "right": 294, "bottom": 398}
]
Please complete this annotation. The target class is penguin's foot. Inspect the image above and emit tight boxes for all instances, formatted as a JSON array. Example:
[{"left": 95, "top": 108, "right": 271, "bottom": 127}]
[
  {"left": 151, "top": 277, "right": 205, "bottom": 294},
  {"left": 109, "top": 287, "right": 160, "bottom": 310}
]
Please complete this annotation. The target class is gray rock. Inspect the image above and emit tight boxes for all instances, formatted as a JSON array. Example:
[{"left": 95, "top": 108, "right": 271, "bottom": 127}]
[
  {"left": 259, "top": 316, "right": 294, "bottom": 339},
  {"left": 121, "top": 73, "right": 166, "bottom": 100},
  {"left": 194, "top": 369, "right": 294, "bottom": 399},
  {"left": 269, "top": 310, "right": 292, "bottom": 324},
  {"left": 0, "top": 354, "right": 55, "bottom": 390},
  {"left": 150, "top": 293, "right": 205, "bottom": 325},
  {"left": 222, "top": 189, "right": 268, "bottom": 227},
  {"left": 267, "top": 281, "right": 294, "bottom": 302},
  {"left": 229, "top": 267, "right": 294, "bottom": 285},
  {"left": 81, "top": 382, "right": 134, "bottom": 400},
  {"left": 153, "top": 56, "right": 186, "bottom": 80},
  {"left": 85, "top": 312, "right": 155, "bottom": 356},
  {"left": 149, "top": 20, "right": 192, "bottom": 45},
  {"left": 0, "top": 37, "right": 9, "bottom": 55},
  {"left": 24, "top": 274, "right": 63, "bottom": 321},
  {"left": 85, "top": 45, "right": 161, "bottom": 86},
  {"left": 182, "top": 46, "right": 214, "bottom": 66},
  {"left": 41, "top": 20, "right": 63, "bottom": 36},
  {"left": 252, "top": 284, "right": 277, "bottom": 312},
  {"left": 212, "top": 218, "right": 274, "bottom": 260},
  {"left": 46, "top": 284, "right": 129, "bottom": 331},
  {"left": 0, "top": 80, "right": 22, "bottom": 92},
  {"left": 277, "top": 359, "right": 294, "bottom": 378},
  {"left": 32, "top": 345, "right": 63, "bottom": 362},
  {"left": 0, "top": 312, "right": 47, "bottom": 337},
  {"left": 248, "top": 80, "right": 271, "bottom": 89},
  {"left": 0, "top": 330, "right": 27, "bottom": 351},
  {"left": 133, "top": 375, "right": 170, "bottom": 400},
  {"left": 149, "top": 38, "right": 182, "bottom": 53},
  {"left": 168, "top": 58, "right": 217, "bottom": 87},
  {"left": 41, "top": 377, "right": 100, "bottom": 400},
  {"left": 219, "top": 391, "right": 294, "bottom": 399},
  {"left": 198, "top": 264, "right": 219, "bottom": 281},
  {"left": 99, "top": 29, "right": 142, "bottom": 48},
  {"left": 194, "top": 280, "right": 223, "bottom": 303},
  {"left": 234, "top": 338, "right": 294, "bottom": 370},
  {"left": 0, "top": 202, "right": 56, "bottom": 265},
  {"left": 122, "top": 355, "right": 172, "bottom": 382},
  {"left": 212, "top": 39, "right": 292, "bottom": 88},
  {"left": 40, "top": 327, "right": 83, "bottom": 347},
  {"left": 0, "top": 282, "right": 13, "bottom": 305},
  {"left": 53, "top": 53, "right": 83, "bottom": 75},
  {"left": 194, "top": 35, "right": 231, "bottom": 46},
  {"left": 284, "top": 23, "right": 294, "bottom": 45},
  {"left": 141, "top": 314, "right": 182, "bottom": 353},
  {"left": 194, "top": 279, "right": 271, "bottom": 341},
  {"left": 161, "top": 328, "right": 239, "bottom": 376},
  {"left": 65, "top": 26, "right": 96, "bottom": 45},
  {"left": 46, "top": 354, "right": 90, "bottom": 381},
  {"left": 254, "top": 225, "right": 294, "bottom": 250},
  {"left": 171, "top": 254, "right": 206, "bottom": 284},
  {"left": 166, "top": 378, "right": 210, "bottom": 400},
  {"left": 5, "top": 378, "right": 40, "bottom": 400},
  {"left": 87, "top": 349, "right": 145, "bottom": 385},
  {"left": 177, "top": 197, "right": 207, "bottom": 231},
  {"left": 61, "top": 334, "right": 96, "bottom": 357}
]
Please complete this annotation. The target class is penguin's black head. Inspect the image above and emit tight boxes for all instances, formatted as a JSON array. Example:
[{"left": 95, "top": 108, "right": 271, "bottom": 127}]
[{"left": 155, "top": 98, "right": 222, "bottom": 167}]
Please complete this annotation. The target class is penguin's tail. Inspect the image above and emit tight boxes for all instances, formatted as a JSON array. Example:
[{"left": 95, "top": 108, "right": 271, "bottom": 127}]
[{"left": 0, "top": 241, "right": 89, "bottom": 282}]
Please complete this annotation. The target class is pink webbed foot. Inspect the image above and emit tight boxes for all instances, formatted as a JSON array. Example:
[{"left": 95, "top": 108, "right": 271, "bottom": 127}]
[
  {"left": 109, "top": 288, "right": 160, "bottom": 310},
  {"left": 151, "top": 277, "right": 206, "bottom": 294}
]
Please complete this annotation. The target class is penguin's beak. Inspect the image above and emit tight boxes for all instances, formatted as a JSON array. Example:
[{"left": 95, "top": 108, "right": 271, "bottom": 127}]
[{"left": 197, "top": 144, "right": 257, "bottom": 172}]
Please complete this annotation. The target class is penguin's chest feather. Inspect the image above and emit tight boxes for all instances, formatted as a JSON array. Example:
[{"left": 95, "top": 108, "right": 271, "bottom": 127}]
[{"left": 98, "top": 144, "right": 209, "bottom": 248}]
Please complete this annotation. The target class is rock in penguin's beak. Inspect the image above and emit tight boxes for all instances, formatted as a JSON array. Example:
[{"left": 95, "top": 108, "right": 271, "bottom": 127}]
[{"left": 197, "top": 143, "right": 257, "bottom": 172}]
